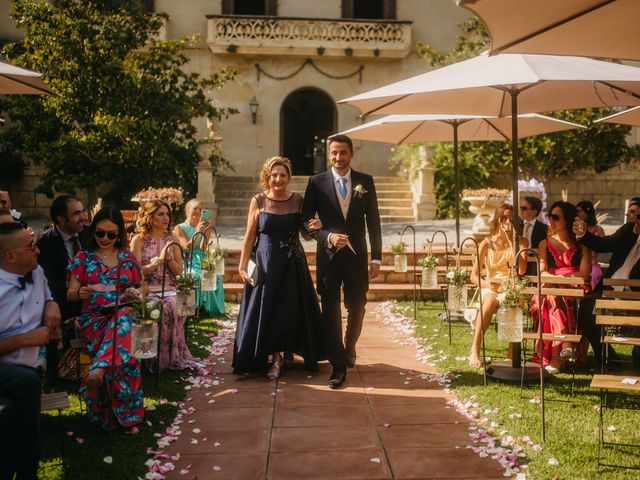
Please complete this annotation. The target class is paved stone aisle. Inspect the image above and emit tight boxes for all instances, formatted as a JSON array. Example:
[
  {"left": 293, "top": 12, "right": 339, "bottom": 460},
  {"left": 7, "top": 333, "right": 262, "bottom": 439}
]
[{"left": 155, "top": 304, "right": 507, "bottom": 479}]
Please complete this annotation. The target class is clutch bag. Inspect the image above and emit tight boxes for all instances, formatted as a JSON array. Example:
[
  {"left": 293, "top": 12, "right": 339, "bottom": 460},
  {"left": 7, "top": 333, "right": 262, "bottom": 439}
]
[{"left": 247, "top": 258, "right": 259, "bottom": 286}]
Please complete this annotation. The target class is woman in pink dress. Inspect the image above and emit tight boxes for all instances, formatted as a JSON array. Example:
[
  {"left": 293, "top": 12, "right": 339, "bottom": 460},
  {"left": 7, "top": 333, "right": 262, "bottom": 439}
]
[
  {"left": 131, "top": 200, "right": 197, "bottom": 371},
  {"left": 532, "top": 201, "right": 591, "bottom": 373}
]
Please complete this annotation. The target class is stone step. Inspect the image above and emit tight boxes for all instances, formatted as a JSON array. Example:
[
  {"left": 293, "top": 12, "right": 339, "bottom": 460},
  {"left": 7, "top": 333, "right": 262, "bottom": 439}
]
[{"left": 222, "top": 282, "right": 438, "bottom": 303}]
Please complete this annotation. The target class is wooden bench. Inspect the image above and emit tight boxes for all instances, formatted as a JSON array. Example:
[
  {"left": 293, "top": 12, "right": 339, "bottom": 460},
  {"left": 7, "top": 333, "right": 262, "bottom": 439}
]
[{"left": 41, "top": 391, "right": 71, "bottom": 464}]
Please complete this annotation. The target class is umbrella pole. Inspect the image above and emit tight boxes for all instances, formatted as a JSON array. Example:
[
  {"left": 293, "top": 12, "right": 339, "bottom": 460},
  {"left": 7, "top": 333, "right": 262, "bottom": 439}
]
[
  {"left": 510, "top": 89, "right": 522, "bottom": 370},
  {"left": 453, "top": 123, "right": 460, "bottom": 248}
]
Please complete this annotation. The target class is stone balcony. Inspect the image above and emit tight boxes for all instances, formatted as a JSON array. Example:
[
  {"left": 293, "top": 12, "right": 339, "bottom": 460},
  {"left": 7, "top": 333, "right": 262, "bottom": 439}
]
[{"left": 206, "top": 15, "right": 412, "bottom": 58}]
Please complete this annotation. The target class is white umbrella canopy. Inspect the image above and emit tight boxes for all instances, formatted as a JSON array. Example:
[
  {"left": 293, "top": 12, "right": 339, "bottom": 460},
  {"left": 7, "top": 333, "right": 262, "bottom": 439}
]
[
  {"left": 338, "top": 113, "right": 586, "bottom": 244},
  {"left": 458, "top": 0, "right": 640, "bottom": 61},
  {"left": 595, "top": 105, "right": 640, "bottom": 127},
  {"left": 0, "top": 60, "right": 53, "bottom": 95},
  {"left": 339, "top": 53, "right": 640, "bottom": 117},
  {"left": 338, "top": 113, "right": 585, "bottom": 144}
]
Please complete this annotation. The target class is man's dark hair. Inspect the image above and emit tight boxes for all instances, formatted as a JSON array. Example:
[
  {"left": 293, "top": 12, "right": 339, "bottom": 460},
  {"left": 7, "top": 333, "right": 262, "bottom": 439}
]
[
  {"left": 0, "top": 221, "right": 25, "bottom": 253},
  {"left": 630, "top": 197, "right": 640, "bottom": 208},
  {"left": 523, "top": 196, "right": 543, "bottom": 216},
  {"left": 50, "top": 195, "right": 81, "bottom": 225},
  {"left": 328, "top": 134, "right": 354, "bottom": 152}
]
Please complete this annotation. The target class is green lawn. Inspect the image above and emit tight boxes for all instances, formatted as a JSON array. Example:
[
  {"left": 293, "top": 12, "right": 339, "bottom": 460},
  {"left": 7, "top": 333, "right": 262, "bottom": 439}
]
[
  {"left": 400, "top": 301, "right": 640, "bottom": 480},
  {"left": 38, "top": 314, "right": 224, "bottom": 480}
]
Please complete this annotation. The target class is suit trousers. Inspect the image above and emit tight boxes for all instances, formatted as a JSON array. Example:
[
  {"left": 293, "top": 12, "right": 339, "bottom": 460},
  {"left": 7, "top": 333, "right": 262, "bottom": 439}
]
[
  {"left": 0, "top": 363, "right": 41, "bottom": 480},
  {"left": 320, "top": 248, "right": 367, "bottom": 372}
]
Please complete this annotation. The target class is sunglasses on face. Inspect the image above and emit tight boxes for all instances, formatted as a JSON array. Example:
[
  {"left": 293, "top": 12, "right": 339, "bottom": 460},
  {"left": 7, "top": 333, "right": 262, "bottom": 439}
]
[
  {"left": 95, "top": 229, "right": 118, "bottom": 240},
  {"left": 547, "top": 213, "right": 563, "bottom": 221}
]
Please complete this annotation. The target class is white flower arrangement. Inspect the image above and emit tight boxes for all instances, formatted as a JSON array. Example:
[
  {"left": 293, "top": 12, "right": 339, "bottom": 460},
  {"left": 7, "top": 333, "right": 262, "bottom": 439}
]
[
  {"left": 353, "top": 184, "right": 368, "bottom": 199},
  {"left": 445, "top": 267, "right": 471, "bottom": 287}
]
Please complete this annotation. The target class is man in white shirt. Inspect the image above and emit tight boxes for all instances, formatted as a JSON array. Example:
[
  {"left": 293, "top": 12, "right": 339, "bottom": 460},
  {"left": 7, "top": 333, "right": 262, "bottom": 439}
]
[{"left": 0, "top": 222, "right": 61, "bottom": 480}]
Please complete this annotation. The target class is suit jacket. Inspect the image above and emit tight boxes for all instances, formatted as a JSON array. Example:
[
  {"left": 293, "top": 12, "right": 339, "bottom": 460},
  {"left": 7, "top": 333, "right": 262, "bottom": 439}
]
[
  {"left": 36, "top": 227, "right": 80, "bottom": 319},
  {"left": 578, "top": 222, "right": 640, "bottom": 291},
  {"left": 301, "top": 169, "right": 382, "bottom": 294}
]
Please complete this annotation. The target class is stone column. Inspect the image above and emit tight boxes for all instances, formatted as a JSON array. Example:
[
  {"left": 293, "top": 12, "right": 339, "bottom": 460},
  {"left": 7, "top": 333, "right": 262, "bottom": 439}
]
[
  {"left": 413, "top": 145, "right": 437, "bottom": 220},
  {"left": 195, "top": 118, "right": 222, "bottom": 223}
]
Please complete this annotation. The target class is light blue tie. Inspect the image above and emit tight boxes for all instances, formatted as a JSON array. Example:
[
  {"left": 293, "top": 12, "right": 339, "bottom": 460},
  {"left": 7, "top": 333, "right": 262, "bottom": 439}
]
[{"left": 338, "top": 177, "right": 348, "bottom": 199}]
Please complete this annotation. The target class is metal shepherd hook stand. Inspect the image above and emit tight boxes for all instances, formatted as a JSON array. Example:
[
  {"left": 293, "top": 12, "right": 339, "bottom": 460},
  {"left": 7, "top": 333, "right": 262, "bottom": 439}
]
[
  {"left": 516, "top": 247, "right": 546, "bottom": 442},
  {"left": 155, "top": 241, "right": 186, "bottom": 390},
  {"left": 400, "top": 225, "right": 417, "bottom": 322},
  {"left": 425, "top": 230, "right": 451, "bottom": 342},
  {"left": 458, "top": 236, "right": 487, "bottom": 387}
]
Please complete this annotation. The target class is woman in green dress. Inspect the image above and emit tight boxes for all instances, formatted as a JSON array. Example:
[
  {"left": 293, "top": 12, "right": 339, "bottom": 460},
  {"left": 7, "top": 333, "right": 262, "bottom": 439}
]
[{"left": 174, "top": 199, "right": 225, "bottom": 315}]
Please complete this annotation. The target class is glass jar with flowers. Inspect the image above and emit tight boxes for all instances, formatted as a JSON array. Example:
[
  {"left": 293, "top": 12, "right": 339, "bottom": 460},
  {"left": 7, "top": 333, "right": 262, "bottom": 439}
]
[
  {"left": 175, "top": 272, "right": 197, "bottom": 316},
  {"left": 391, "top": 241, "right": 408, "bottom": 273},
  {"left": 496, "top": 276, "right": 527, "bottom": 342},
  {"left": 207, "top": 244, "right": 228, "bottom": 277},
  {"left": 446, "top": 267, "right": 471, "bottom": 311},
  {"left": 417, "top": 254, "right": 439, "bottom": 288},
  {"left": 200, "top": 254, "right": 218, "bottom": 292},
  {"left": 126, "top": 290, "right": 162, "bottom": 359}
]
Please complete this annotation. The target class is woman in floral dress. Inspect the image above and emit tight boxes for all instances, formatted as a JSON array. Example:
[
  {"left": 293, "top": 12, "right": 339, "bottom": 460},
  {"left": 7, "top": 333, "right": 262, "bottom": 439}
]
[
  {"left": 131, "top": 200, "right": 197, "bottom": 371},
  {"left": 67, "top": 207, "right": 144, "bottom": 430}
]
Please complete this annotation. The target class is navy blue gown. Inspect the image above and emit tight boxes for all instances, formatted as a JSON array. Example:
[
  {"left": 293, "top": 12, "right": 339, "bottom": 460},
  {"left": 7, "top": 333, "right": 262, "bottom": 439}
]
[{"left": 233, "top": 192, "right": 323, "bottom": 374}]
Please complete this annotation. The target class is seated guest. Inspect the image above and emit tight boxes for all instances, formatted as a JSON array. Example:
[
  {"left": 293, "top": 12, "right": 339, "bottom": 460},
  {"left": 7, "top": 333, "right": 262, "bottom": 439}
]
[
  {"left": 66, "top": 207, "right": 144, "bottom": 430},
  {"left": 469, "top": 203, "right": 526, "bottom": 368},
  {"left": 0, "top": 222, "right": 61, "bottom": 480},
  {"left": 37, "top": 195, "right": 87, "bottom": 378},
  {"left": 174, "top": 199, "right": 225, "bottom": 316},
  {"left": 0, "top": 190, "right": 28, "bottom": 229},
  {"left": 626, "top": 197, "right": 640, "bottom": 224},
  {"left": 533, "top": 201, "right": 591, "bottom": 374},
  {"left": 131, "top": 200, "right": 197, "bottom": 371},
  {"left": 576, "top": 200, "right": 605, "bottom": 290},
  {"left": 575, "top": 198, "right": 640, "bottom": 366},
  {"left": 518, "top": 196, "right": 548, "bottom": 276}
]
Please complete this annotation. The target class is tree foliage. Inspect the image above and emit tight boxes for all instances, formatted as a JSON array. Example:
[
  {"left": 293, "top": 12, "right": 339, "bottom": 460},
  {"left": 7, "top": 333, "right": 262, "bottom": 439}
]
[
  {"left": 0, "top": 0, "right": 236, "bottom": 206},
  {"left": 412, "top": 17, "right": 639, "bottom": 218}
]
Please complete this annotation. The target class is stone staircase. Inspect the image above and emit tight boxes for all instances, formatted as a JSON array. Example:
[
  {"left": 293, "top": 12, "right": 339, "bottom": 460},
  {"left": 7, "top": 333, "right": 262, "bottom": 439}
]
[{"left": 215, "top": 175, "right": 415, "bottom": 225}]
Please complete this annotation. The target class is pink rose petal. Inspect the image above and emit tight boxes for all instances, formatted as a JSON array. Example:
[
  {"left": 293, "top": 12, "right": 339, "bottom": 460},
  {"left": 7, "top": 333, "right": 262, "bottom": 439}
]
[{"left": 75, "top": 437, "right": 85, "bottom": 444}]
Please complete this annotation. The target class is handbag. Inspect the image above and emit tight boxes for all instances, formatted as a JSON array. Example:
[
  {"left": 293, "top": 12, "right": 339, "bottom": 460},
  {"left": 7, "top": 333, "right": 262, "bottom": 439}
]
[
  {"left": 463, "top": 287, "right": 481, "bottom": 326},
  {"left": 247, "top": 258, "right": 259, "bottom": 286}
]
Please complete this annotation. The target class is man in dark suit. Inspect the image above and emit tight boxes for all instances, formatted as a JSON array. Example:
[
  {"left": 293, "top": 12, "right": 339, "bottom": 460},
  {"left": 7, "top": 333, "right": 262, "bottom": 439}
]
[
  {"left": 518, "top": 195, "right": 548, "bottom": 275},
  {"left": 574, "top": 198, "right": 640, "bottom": 365},
  {"left": 302, "top": 135, "right": 382, "bottom": 388},
  {"left": 36, "top": 195, "right": 86, "bottom": 378}
]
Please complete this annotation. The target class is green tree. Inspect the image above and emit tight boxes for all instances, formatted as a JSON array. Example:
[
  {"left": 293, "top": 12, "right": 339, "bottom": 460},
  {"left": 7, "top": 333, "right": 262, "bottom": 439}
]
[
  {"left": 0, "top": 0, "right": 236, "bottom": 206},
  {"left": 411, "top": 18, "right": 638, "bottom": 218}
]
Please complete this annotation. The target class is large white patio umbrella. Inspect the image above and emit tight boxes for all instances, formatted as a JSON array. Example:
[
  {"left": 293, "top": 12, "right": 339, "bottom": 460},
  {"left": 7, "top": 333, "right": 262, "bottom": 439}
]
[
  {"left": 595, "top": 105, "right": 640, "bottom": 126},
  {"left": 0, "top": 60, "right": 53, "bottom": 95},
  {"left": 339, "top": 113, "right": 586, "bottom": 244},
  {"left": 338, "top": 53, "right": 640, "bottom": 228},
  {"left": 458, "top": 0, "right": 640, "bottom": 61}
]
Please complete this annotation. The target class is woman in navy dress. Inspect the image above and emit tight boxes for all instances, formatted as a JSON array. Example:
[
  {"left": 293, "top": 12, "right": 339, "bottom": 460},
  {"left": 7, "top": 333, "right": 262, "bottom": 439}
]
[{"left": 233, "top": 157, "right": 323, "bottom": 379}]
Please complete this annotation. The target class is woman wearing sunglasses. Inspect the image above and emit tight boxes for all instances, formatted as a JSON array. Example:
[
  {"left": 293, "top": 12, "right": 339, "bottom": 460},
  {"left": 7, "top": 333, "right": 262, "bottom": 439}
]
[
  {"left": 469, "top": 203, "right": 527, "bottom": 368},
  {"left": 131, "top": 200, "right": 197, "bottom": 372},
  {"left": 66, "top": 207, "right": 144, "bottom": 430},
  {"left": 532, "top": 201, "right": 591, "bottom": 374}
]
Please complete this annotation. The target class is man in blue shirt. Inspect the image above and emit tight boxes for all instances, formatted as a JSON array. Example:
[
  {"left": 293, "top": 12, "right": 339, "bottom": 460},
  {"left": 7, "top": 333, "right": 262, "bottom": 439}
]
[{"left": 0, "top": 222, "right": 61, "bottom": 480}]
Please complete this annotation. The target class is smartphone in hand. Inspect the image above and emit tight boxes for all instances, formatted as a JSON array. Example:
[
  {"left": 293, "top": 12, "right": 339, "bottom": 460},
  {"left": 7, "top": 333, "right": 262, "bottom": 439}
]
[{"left": 202, "top": 209, "right": 210, "bottom": 221}]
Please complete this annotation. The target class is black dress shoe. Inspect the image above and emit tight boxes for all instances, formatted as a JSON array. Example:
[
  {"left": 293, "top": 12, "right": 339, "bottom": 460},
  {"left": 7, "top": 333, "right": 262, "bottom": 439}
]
[
  {"left": 328, "top": 369, "right": 346, "bottom": 389},
  {"left": 346, "top": 352, "right": 356, "bottom": 368}
]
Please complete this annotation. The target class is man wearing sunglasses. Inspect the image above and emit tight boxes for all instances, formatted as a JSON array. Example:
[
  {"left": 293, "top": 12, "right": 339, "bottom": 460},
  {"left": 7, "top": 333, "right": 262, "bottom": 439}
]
[
  {"left": 518, "top": 196, "right": 548, "bottom": 275},
  {"left": 0, "top": 222, "right": 62, "bottom": 479}
]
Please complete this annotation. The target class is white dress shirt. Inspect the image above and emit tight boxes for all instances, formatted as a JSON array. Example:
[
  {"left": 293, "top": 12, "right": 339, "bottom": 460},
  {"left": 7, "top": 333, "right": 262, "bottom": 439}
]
[
  {"left": 523, "top": 218, "right": 537, "bottom": 247},
  {"left": 0, "top": 265, "right": 52, "bottom": 366}
]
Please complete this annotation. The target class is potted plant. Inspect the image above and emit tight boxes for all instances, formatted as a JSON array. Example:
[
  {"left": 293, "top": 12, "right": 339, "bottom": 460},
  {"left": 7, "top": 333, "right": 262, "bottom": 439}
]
[
  {"left": 391, "top": 241, "right": 408, "bottom": 273},
  {"left": 417, "top": 254, "right": 439, "bottom": 288},
  {"left": 496, "top": 276, "right": 527, "bottom": 342},
  {"left": 126, "top": 290, "right": 162, "bottom": 359},
  {"left": 445, "top": 267, "right": 471, "bottom": 311},
  {"left": 200, "top": 254, "right": 218, "bottom": 291},
  {"left": 175, "top": 272, "right": 197, "bottom": 316},
  {"left": 207, "top": 244, "right": 228, "bottom": 277}
]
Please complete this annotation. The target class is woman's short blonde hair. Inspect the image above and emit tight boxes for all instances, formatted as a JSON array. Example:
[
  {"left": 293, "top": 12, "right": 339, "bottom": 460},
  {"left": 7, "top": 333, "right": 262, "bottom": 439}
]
[
  {"left": 258, "top": 156, "right": 292, "bottom": 190},
  {"left": 184, "top": 198, "right": 202, "bottom": 214},
  {"left": 136, "top": 200, "right": 172, "bottom": 236}
]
